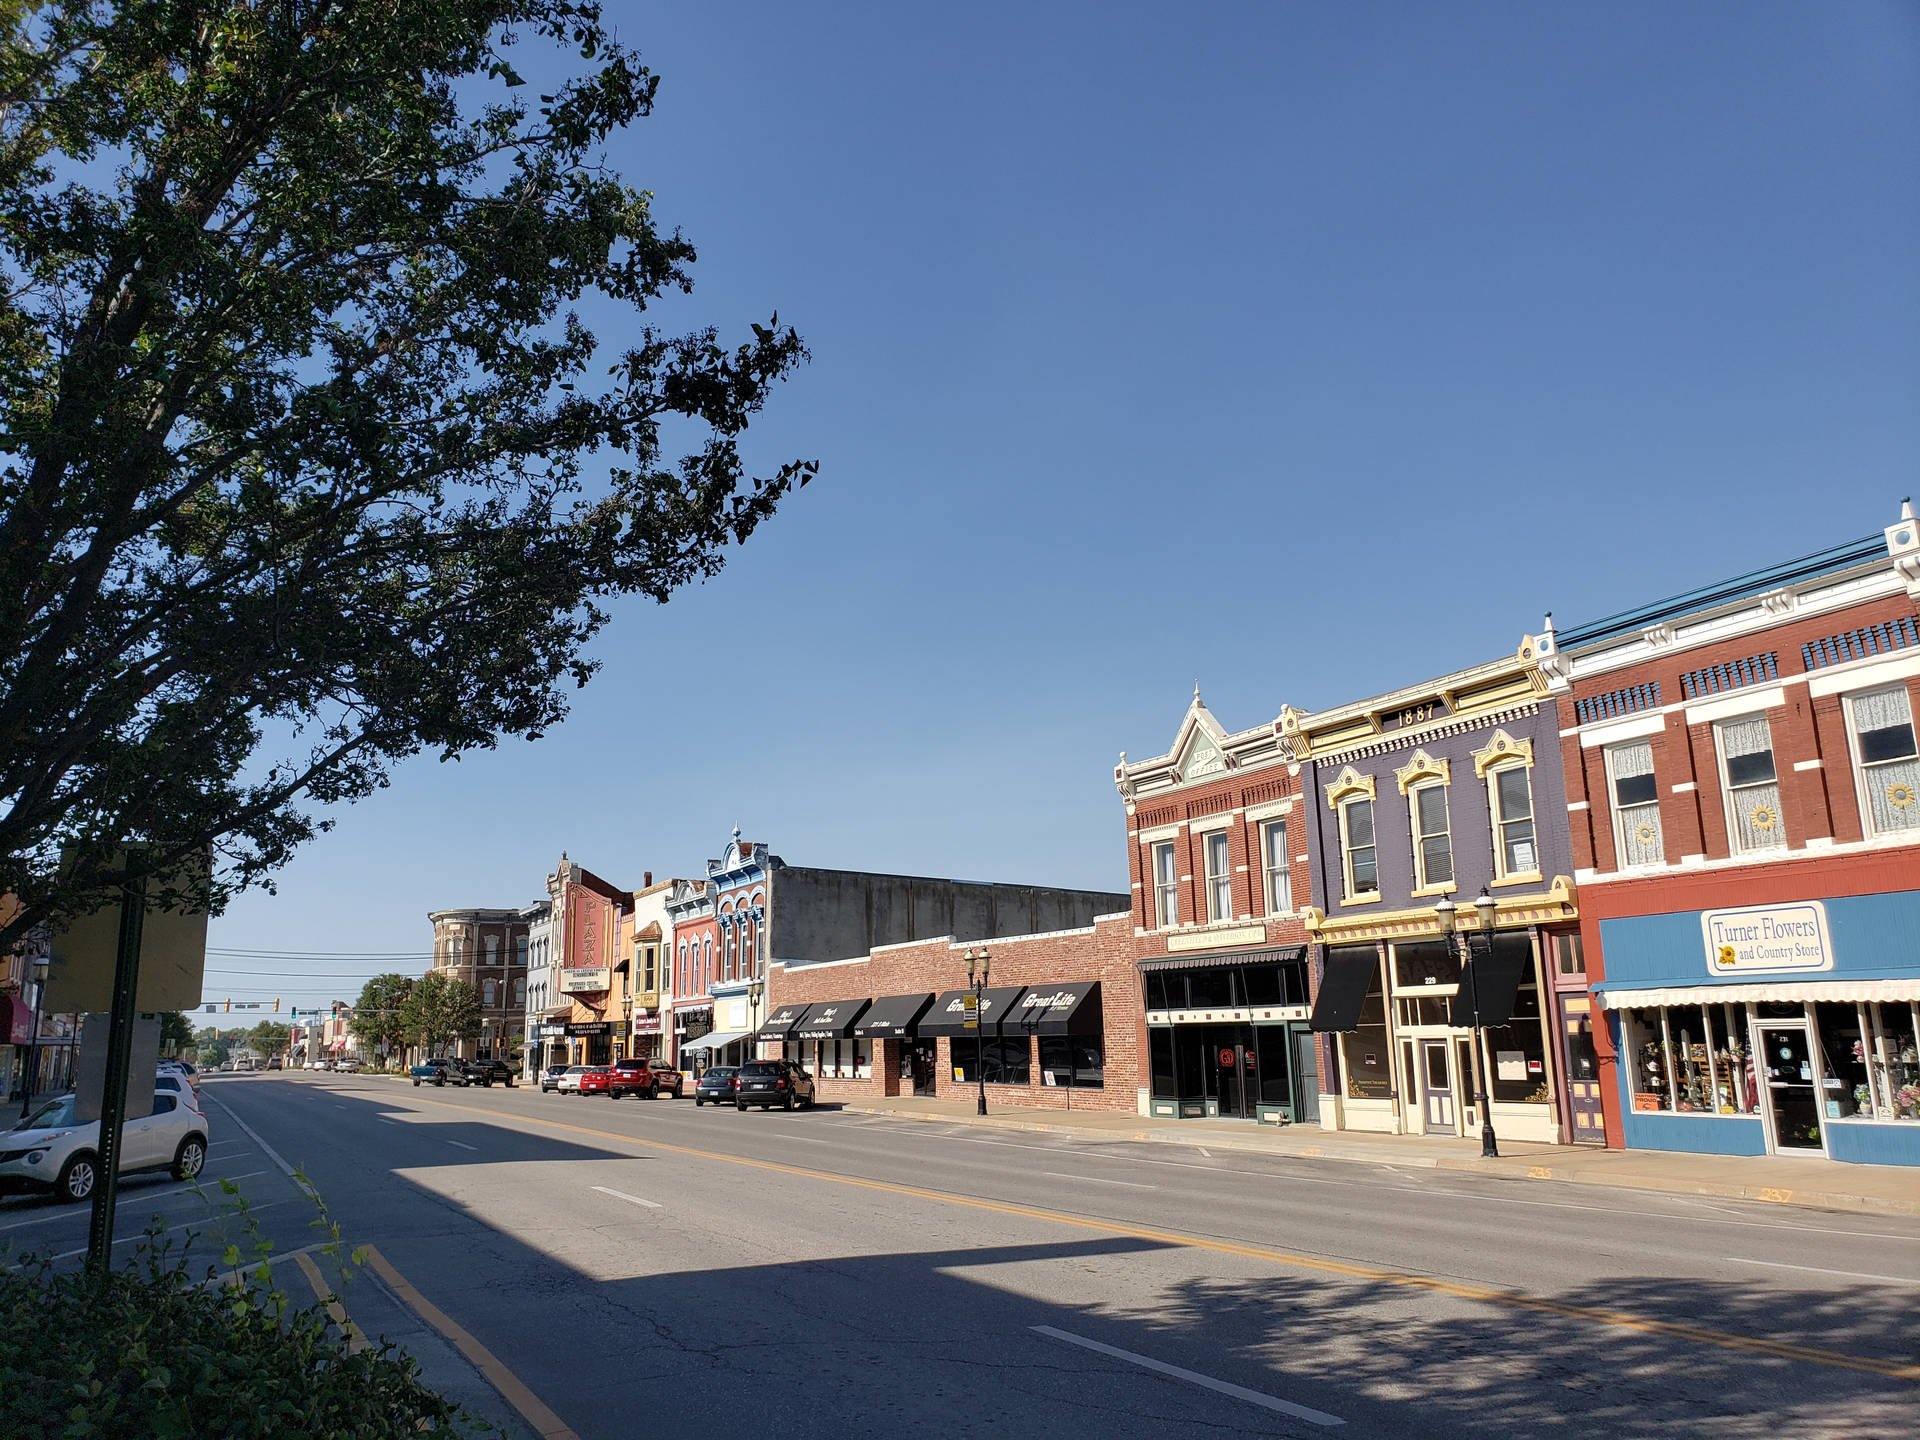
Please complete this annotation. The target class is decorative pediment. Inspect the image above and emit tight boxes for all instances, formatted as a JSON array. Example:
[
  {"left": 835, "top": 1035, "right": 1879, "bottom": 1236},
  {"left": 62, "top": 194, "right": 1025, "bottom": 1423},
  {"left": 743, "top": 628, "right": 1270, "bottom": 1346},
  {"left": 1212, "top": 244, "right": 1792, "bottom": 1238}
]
[
  {"left": 1180, "top": 732, "right": 1229, "bottom": 781},
  {"left": 1471, "top": 729, "right": 1533, "bottom": 777},
  {"left": 1394, "top": 749, "right": 1450, "bottom": 794},
  {"left": 1325, "top": 766, "right": 1376, "bottom": 808}
]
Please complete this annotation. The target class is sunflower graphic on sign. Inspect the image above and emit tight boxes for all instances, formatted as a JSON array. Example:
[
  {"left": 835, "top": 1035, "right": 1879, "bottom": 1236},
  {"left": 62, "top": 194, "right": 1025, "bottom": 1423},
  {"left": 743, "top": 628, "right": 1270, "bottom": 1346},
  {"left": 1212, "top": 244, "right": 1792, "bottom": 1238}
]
[{"left": 1715, "top": 944, "right": 1738, "bottom": 968}]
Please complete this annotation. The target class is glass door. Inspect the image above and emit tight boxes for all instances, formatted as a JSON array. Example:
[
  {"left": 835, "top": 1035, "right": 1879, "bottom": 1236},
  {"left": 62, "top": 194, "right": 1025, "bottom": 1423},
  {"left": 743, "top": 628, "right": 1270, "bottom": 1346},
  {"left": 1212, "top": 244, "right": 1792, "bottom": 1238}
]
[
  {"left": 1757, "top": 1023, "right": 1824, "bottom": 1153},
  {"left": 1420, "top": 1039, "right": 1455, "bottom": 1134}
]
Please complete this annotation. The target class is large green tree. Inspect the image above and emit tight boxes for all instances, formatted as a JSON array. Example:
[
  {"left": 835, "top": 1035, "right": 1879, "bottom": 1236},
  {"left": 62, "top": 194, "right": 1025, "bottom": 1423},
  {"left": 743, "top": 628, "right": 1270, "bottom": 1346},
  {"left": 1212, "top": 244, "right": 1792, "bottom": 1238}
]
[
  {"left": 157, "top": 1010, "right": 196, "bottom": 1055},
  {"left": 353, "top": 973, "right": 413, "bottom": 1060},
  {"left": 399, "top": 971, "right": 479, "bottom": 1055},
  {"left": 0, "top": 2, "right": 813, "bottom": 946}
]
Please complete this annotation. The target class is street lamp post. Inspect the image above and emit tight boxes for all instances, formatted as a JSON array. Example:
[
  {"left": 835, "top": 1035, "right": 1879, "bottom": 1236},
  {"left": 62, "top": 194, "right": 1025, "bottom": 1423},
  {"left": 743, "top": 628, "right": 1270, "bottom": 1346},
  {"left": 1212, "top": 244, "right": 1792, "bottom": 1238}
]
[
  {"left": 18, "top": 953, "right": 49, "bottom": 1120},
  {"left": 963, "top": 947, "right": 990, "bottom": 1117},
  {"left": 747, "top": 977, "right": 764, "bottom": 1061},
  {"left": 1436, "top": 889, "right": 1499, "bottom": 1158}
]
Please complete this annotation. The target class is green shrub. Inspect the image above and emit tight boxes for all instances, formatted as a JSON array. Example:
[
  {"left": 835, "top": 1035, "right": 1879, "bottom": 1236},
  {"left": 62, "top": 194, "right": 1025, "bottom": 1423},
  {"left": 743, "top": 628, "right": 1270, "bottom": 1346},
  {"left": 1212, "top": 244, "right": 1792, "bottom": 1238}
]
[{"left": 0, "top": 1228, "right": 475, "bottom": 1439}]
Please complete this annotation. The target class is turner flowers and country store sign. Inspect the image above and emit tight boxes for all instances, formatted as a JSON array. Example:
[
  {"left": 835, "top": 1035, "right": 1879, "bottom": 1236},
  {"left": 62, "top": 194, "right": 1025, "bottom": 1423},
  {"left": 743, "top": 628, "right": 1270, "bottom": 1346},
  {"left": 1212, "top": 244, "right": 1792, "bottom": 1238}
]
[{"left": 1702, "top": 901, "right": 1833, "bottom": 976}]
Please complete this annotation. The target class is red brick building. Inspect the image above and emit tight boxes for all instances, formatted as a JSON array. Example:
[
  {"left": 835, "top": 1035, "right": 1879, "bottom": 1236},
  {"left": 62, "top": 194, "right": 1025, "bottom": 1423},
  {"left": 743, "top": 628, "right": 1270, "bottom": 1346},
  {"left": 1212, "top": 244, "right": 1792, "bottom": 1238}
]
[
  {"left": 1115, "top": 689, "right": 1318, "bottom": 1123},
  {"left": 1547, "top": 506, "right": 1920, "bottom": 1168}
]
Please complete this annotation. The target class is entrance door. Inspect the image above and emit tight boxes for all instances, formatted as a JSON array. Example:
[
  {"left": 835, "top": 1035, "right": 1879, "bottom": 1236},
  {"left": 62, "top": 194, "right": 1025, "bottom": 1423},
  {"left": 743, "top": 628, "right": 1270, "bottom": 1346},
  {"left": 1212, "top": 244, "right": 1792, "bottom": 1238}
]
[
  {"left": 1293, "top": 1031, "right": 1320, "bottom": 1125},
  {"left": 909, "top": 1041, "right": 936, "bottom": 1096},
  {"left": 1758, "top": 1023, "right": 1823, "bottom": 1153},
  {"left": 1559, "top": 997, "right": 1605, "bottom": 1145},
  {"left": 1420, "top": 1039, "right": 1455, "bottom": 1134},
  {"left": 1214, "top": 1033, "right": 1244, "bottom": 1118}
]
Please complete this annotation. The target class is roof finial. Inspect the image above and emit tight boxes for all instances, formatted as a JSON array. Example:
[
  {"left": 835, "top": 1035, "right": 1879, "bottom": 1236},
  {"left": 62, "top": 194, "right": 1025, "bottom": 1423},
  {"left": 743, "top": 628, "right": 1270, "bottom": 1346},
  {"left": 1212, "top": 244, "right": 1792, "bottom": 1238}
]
[
  {"left": 1193, "top": 679, "right": 1202, "bottom": 705},
  {"left": 731, "top": 823, "right": 742, "bottom": 841},
  {"left": 1904, "top": 497, "right": 1914, "bottom": 521}
]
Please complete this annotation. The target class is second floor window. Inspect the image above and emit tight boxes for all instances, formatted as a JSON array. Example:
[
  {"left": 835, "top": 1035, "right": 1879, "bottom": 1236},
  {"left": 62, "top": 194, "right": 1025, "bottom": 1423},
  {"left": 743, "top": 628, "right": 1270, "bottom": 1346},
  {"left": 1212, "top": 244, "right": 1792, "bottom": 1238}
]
[
  {"left": 1608, "top": 739, "right": 1664, "bottom": 867},
  {"left": 1263, "top": 821, "right": 1291, "bottom": 914},
  {"left": 1719, "top": 714, "right": 1784, "bottom": 853},
  {"left": 1410, "top": 782, "right": 1453, "bottom": 889},
  {"left": 1153, "top": 842, "right": 1178, "bottom": 926},
  {"left": 514, "top": 977, "right": 527, "bottom": 1005},
  {"left": 1850, "top": 686, "right": 1920, "bottom": 836},
  {"left": 482, "top": 979, "right": 496, "bottom": 1007},
  {"left": 1340, "top": 798, "right": 1378, "bottom": 898},
  {"left": 1205, "top": 832, "right": 1232, "bottom": 920},
  {"left": 1491, "top": 765, "right": 1537, "bottom": 877}
]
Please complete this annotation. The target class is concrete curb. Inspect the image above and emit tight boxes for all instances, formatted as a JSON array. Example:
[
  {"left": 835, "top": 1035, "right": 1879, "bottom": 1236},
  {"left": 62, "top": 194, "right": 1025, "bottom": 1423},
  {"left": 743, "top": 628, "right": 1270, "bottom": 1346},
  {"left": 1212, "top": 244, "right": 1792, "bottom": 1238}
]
[{"left": 839, "top": 1103, "right": 1920, "bottom": 1220}]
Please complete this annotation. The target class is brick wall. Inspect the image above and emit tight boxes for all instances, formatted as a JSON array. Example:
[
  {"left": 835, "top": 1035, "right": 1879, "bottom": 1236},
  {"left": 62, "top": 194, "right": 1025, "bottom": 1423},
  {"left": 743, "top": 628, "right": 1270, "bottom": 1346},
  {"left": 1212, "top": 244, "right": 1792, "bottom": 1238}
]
[{"left": 767, "top": 913, "right": 1146, "bottom": 1113}]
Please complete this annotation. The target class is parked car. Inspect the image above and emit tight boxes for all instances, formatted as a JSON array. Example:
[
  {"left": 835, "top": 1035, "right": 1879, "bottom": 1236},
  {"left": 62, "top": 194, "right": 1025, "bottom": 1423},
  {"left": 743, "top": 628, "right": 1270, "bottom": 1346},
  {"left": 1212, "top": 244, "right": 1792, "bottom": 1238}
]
[
  {"left": 576, "top": 1066, "right": 614, "bottom": 1096},
  {"left": 0, "top": 1092, "right": 209, "bottom": 1202},
  {"left": 692, "top": 1067, "right": 739, "bottom": 1107},
  {"left": 607, "top": 1058, "right": 682, "bottom": 1099},
  {"left": 266, "top": 1057, "right": 283, "bottom": 1070},
  {"left": 153, "top": 1072, "right": 202, "bottom": 1113},
  {"left": 554, "top": 1065, "right": 589, "bottom": 1094},
  {"left": 460, "top": 1058, "right": 514, "bottom": 1087},
  {"left": 734, "top": 1059, "right": 815, "bottom": 1111},
  {"left": 410, "top": 1058, "right": 469, "bottom": 1087},
  {"left": 539, "top": 1064, "right": 571, "bottom": 1093},
  {"left": 333, "top": 1057, "right": 361, "bottom": 1072}
]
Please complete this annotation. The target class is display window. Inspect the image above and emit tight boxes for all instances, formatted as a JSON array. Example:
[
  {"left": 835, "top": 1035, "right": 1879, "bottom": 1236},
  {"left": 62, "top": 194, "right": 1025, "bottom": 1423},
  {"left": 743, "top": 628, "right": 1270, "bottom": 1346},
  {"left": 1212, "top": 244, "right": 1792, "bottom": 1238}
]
[
  {"left": 1622, "top": 1004, "right": 1759, "bottom": 1115},
  {"left": 1339, "top": 958, "right": 1392, "bottom": 1100},
  {"left": 1818, "top": 1000, "right": 1920, "bottom": 1119}
]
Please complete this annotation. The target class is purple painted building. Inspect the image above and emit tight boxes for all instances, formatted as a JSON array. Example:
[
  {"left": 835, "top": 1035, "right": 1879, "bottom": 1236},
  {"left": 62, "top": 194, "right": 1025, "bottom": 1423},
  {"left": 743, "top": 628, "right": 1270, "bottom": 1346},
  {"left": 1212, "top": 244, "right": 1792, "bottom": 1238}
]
[{"left": 1288, "top": 632, "right": 1589, "bottom": 1147}]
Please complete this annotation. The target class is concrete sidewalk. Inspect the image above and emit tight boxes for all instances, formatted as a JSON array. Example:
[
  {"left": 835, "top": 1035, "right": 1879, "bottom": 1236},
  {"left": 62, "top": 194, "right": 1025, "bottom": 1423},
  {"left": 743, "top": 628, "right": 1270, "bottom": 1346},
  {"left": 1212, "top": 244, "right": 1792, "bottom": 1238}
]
[{"left": 839, "top": 1096, "right": 1920, "bottom": 1220}]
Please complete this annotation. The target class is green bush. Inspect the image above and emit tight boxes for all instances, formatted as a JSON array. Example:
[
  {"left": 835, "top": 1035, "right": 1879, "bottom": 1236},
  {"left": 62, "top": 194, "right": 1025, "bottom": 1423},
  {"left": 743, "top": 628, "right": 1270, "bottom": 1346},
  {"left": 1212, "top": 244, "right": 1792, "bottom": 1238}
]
[{"left": 0, "top": 1232, "right": 473, "bottom": 1439}]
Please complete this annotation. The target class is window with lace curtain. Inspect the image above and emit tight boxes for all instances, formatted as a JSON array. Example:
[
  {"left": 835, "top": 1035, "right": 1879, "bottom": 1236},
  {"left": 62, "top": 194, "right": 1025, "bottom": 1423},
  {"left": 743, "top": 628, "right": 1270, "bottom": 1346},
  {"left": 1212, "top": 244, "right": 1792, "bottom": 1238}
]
[
  {"left": 1847, "top": 686, "right": 1920, "bottom": 837},
  {"left": 1717, "top": 714, "right": 1785, "bottom": 853},
  {"left": 1607, "top": 739, "right": 1665, "bottom": 868}
]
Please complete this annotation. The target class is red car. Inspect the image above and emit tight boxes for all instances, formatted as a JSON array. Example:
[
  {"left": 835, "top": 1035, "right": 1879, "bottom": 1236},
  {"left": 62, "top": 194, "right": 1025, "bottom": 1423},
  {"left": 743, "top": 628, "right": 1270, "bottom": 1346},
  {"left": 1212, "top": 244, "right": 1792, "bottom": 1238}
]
[
  {"left": 608, "top": 1058, "right": 684, "bottom": 1099},
  {"left": 576, "top": 1066, "right": 614, "bottom": 1096}
]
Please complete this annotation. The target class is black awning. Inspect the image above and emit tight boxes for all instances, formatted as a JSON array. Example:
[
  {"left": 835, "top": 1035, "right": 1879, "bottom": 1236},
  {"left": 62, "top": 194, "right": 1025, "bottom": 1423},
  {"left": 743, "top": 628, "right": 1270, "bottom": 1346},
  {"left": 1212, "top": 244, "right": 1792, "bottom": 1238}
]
[
  {"left": 1308, "top": 949, "right": 1378, "bottom": 1033},
  {"left": 791, "top": 998, "right": 873, "bottom": 1042},
  {"left": 918, "top": 985, "right": 1029, "bottom": 1037},
  {"left": 756, "top": 1003, "right": 812, "bottom": 1041},
  {"left": 853, "top": 993, "right": 935, "bottom": 1039},
  {"left": 1139, "top": 946, "right": 1306, "bottom": 973},
  {"left": 1451, "top": 933, "right": 1531, "bottom": 1029},
  {"left": 1004, "top": 982, "right": 1103, "bottom": 1036}
]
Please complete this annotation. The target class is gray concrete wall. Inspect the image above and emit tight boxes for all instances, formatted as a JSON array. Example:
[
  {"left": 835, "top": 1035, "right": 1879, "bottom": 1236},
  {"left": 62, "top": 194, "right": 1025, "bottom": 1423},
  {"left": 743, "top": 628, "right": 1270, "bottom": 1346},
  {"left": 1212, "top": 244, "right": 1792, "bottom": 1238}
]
[{"left": 769, "top": 869, "right": 1129, "bottom": 966}]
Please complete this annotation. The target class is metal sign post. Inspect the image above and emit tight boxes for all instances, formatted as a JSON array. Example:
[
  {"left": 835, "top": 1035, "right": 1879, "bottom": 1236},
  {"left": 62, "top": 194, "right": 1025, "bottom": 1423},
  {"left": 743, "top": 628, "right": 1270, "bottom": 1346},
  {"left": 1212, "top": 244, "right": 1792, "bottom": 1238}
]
[{"left": 86, "top": 867, "right": 146, "bottom": 1280}]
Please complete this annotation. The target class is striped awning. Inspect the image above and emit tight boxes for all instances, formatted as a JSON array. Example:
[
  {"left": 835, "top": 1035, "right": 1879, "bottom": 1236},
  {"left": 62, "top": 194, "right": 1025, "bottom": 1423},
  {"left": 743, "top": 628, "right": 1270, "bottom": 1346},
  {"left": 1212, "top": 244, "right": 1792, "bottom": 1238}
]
[{"left": 1594, "top": 979, "right": 1920, "bottom": 1009}]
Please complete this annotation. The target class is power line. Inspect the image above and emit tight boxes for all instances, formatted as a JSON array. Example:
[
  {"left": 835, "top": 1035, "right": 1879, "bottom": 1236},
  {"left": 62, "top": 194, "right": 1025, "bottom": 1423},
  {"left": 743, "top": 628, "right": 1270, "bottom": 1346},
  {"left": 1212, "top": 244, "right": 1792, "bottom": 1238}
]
[{"left": 206, "top": 949, "right": 437, "bottom": 959}]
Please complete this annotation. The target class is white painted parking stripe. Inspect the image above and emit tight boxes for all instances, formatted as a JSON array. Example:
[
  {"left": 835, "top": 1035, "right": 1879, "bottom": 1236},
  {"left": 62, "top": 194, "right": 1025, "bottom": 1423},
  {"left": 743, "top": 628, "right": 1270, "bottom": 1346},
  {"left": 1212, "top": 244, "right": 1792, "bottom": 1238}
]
[
  {"left": 1726, "top": 1257, "right": 1920, "bottom": 1286},
  {"left": 1041, "top": 1172, "right": 1156, "bottom": 1189},
  {"left": 446, "top": 1140, "right": 478, "bottom": 1152},
  {"left": 1032, "top": 1326, "right": 1344, "bottom": 1427},
  {"left": 589, "top": 1185, "right": 661, "bottom": 1209}
]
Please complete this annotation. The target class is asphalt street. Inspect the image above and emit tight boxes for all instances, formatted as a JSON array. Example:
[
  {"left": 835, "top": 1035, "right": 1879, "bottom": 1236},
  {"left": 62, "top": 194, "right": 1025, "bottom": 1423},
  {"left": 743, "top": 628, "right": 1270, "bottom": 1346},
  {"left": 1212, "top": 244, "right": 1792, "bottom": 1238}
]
[{"left": 6, "top": 1072, "right": 1918, "bottom": 1439}]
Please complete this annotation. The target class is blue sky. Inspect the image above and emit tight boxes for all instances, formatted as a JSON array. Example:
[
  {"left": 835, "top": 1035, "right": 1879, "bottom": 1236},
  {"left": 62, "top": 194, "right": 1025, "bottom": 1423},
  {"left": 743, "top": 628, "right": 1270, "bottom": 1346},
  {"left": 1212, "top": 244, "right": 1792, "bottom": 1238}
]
[{"left": 203, "top": 2, "right": 1920, "bottom": 1011}]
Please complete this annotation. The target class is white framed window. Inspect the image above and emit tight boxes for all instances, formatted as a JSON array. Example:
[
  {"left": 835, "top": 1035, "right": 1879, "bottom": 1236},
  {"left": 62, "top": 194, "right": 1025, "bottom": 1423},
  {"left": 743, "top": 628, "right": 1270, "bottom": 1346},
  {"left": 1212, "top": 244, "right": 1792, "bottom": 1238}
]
[
  {"left": 1205, "top": 831, "right": 1232, "bottom": 920},
  {"left": 1262, "top": 821, "right": 1291, "bottom": 914},
  {"left": 514, "top": 977, "right": 527, "bottom": 1005},
  {"left": 1846, "top": 686, "right": 1920, "bottom": 837},
  {"left": 1339, "top": 797, "right": 1379, "bottom": 898},
  {"left": 1152, "top": 842, "right": 1179, "bottom": 927},
  {"left": 1489, "top": 764, "right": 1538, "bottom": 878},
  {"left": 1409, "top": 781, "right": 1453, "bottom": 890},
  {"left": 483, "top": 979, "right": 497, "bottom": 1007},
  {"left": 1717, "top": 714, "right": 1785, "bottom": 853},
  {"left": 1607, "top": 739, "right": 1665, "bottom": 868}
]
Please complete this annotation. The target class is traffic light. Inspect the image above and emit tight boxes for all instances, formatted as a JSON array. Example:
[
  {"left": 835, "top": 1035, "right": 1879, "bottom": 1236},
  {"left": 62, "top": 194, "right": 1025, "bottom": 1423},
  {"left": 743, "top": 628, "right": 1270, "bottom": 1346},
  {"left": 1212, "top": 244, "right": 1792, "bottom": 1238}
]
[
  {"left": 274, "top": 997, "right": 280, "bottom": 1012},
  {"left": 224, "top": 999, "right": 231, "bottom": 1013}
]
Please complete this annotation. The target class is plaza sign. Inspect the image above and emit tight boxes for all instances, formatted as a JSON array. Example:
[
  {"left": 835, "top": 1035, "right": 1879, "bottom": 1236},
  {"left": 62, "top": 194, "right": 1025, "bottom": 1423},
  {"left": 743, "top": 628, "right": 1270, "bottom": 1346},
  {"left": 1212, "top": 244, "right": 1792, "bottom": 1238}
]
[{"left": 1701, "top": 901, "right": 1833, "bottom": 976}]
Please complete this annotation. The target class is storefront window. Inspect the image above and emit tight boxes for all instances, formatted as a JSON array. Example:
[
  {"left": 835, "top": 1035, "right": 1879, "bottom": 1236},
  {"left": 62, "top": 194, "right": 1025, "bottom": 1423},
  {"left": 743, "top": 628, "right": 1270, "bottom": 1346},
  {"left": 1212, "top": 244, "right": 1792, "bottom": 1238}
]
[
  {"left": 1147, "top": 972, "right": 1183, "bottom": 1011},
  {"left": 952, "top": 1037, "right": 1031, "bottom": 1085},
  {"left": 1188, "top": 968, "right": 1233, "bottom": 1008},
  {"left": 1254, "top": 1027, "right": 1291, "bottom": 1107},
  {"left": 1847, "top": 1001, "right": 1920, "bottom": 1119},
  {"left": 1340, "top": 956, "right": 1392, "bottom": 1100},
  {"left": 1240, "top": 965, "right": 1282, "bottom": 1007},
  {"left": 1624, "top": 1009, "right": 1676, "bottom": 1111},
  {"left": 1149, "top": 1029, "right": 1176, "bottom": 1098},
  {"left": 1484, "top": 972, "right": 1549, "bottom": 1102},
  {"left": 1040, "top": 1036, "right": 1105, "bottom": 1088},
  {"left": 1812, "top": 1004, "right": 1869, "bottom": 1119},
  {"left": 1393, "top": 940, "right": 1459, "bottom": 992}
]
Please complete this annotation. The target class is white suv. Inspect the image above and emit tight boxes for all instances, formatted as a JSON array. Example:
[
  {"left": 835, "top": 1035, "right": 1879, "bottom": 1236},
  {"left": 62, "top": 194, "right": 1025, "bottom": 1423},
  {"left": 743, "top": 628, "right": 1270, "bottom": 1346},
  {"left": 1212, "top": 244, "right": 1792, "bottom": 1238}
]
[{"left": 0, "top": 1092, "right": 210, "bottom": 1203}]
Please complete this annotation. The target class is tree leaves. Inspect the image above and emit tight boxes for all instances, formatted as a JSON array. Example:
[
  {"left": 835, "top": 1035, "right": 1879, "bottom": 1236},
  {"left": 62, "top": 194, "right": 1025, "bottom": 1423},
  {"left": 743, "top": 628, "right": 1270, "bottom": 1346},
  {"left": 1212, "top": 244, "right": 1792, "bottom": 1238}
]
[{"left": 0, "top": 2, "right": 814, "bottom": 944}]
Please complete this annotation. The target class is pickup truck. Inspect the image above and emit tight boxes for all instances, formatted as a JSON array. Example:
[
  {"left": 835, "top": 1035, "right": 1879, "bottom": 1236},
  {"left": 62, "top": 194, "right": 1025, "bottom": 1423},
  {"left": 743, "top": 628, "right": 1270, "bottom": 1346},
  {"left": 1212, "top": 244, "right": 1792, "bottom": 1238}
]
[{"left": 410, "top": 1058, "right": 470, "bottom": 1087}]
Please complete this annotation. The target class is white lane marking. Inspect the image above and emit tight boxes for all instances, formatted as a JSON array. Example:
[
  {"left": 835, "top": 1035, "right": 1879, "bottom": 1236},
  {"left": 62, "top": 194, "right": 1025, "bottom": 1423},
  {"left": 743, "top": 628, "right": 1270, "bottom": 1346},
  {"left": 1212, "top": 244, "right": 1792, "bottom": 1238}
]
[
  {"left": 1725, "top": 1257, "right": 1920, "bottom": 1286},
  {"left": 1198, "top": 1147, "right": 1212, "bottom": 1158},
  {"left": 377, "top": 1119, "right": 398, "bottom": 1126},
  {"left": 1041, "top": 1172, "right": 1157, "bottom": 1190},
  {"left": 1032, "top": 1325, "right": 1344, "bottom": 1427},
  {"left": 205, "top": 1096, "right": 308, "bottom": 1191},
  {"left": 208, "top": 1170, "right": 268, "bottom": 1184},
  {"left": 446, "top": 1140, "right": 478, "bottom": 1152},
  {"left": 590, "top": 1185, "right": 661, "bottom": 1209}
]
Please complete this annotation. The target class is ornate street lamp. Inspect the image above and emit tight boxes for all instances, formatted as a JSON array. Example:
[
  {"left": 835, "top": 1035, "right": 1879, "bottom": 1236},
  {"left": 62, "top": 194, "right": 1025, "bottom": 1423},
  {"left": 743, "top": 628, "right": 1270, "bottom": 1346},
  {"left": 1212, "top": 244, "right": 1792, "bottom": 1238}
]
[
  {"left": 1437, "top": 889, "right": 1500, "bottom": 1158},
  {"left": 18, "top": 953, "right": 49, "bottom": 1120},
  {"left": 963, "top": 947, "right": 991, "bottom": 1116}
]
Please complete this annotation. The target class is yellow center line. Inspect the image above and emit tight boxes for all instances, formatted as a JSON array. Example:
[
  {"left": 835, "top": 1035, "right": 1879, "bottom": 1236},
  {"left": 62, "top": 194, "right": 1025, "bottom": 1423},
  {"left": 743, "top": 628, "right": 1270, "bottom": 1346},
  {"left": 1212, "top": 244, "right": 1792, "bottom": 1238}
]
[
  {"left": 377, "top": 1090, "right": 1920, "bottom": 1383},
  {"left": 291, "top": 1250, "right": 368, "bottom": 1355}
]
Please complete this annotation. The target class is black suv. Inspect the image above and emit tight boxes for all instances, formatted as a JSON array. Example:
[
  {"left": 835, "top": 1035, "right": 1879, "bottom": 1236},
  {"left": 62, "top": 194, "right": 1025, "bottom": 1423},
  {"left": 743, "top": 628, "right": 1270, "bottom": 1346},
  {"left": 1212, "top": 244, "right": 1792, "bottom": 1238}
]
[{"left": 735, "top": 1059, "right": 815, "bottom": 1111}]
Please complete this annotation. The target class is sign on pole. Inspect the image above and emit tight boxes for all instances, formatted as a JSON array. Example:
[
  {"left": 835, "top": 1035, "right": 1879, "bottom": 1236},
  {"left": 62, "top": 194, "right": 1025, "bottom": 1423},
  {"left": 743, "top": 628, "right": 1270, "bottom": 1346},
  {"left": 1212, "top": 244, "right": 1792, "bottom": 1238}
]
[{"left": 961, "top": 993, "right": 979, "bottom": 1030}]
